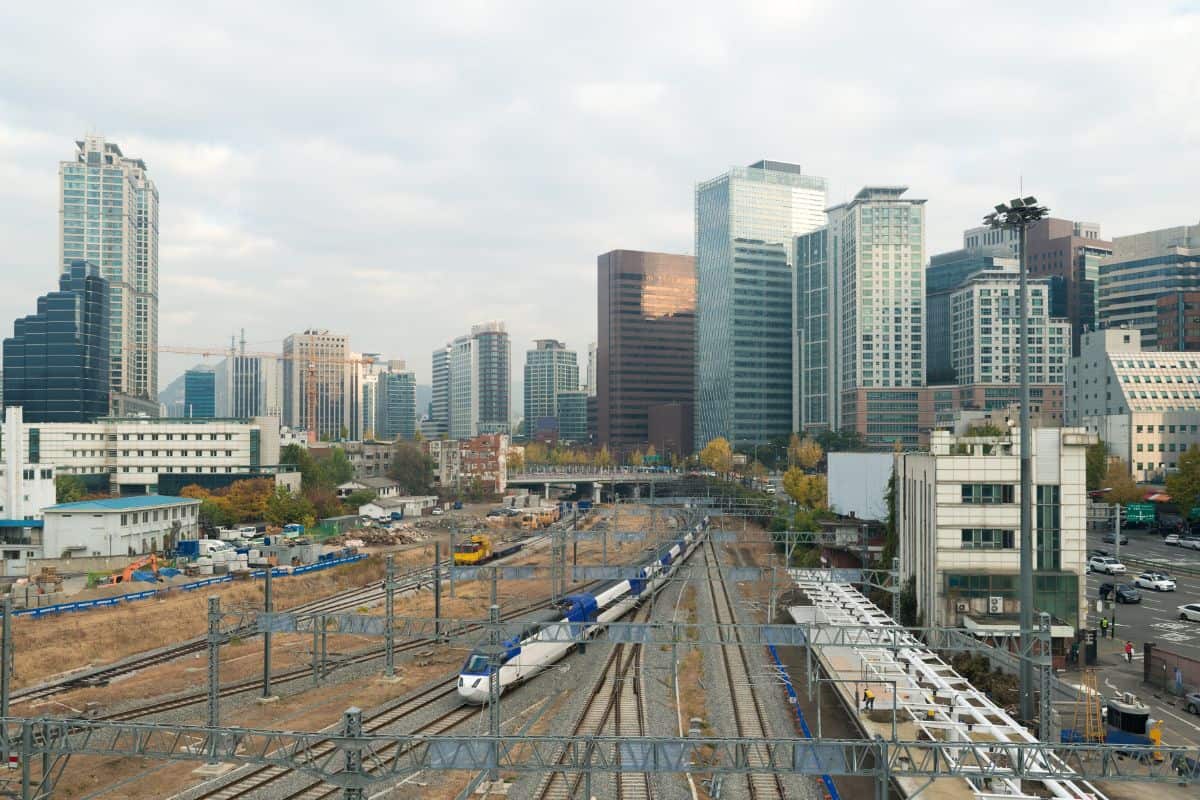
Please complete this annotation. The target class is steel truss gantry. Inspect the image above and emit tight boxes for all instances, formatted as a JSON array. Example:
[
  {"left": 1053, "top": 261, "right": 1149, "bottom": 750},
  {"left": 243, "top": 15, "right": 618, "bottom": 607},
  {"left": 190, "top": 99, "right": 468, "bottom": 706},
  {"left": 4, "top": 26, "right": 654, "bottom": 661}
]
[{"left": 2, "top": 713, "right": 1196, "bottom": 798}]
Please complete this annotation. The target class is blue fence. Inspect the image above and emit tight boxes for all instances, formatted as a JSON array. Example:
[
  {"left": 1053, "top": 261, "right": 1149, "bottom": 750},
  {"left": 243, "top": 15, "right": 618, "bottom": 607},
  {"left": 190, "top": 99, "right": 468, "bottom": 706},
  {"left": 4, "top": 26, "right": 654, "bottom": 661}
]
[
  {"left": 768, "top": 643, "right": 840, "bottom": 800},
  {"left": 14, "top": 554, "right": 367, "bottom": 619}
]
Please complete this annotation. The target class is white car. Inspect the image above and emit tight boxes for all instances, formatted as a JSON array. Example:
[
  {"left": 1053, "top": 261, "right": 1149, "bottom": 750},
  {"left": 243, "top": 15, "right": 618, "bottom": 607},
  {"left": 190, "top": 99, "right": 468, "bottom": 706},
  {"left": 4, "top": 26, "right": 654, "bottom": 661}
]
[
  {"left": 1165, "top": 533, "right": 1181, "bottom": 546},
  {"left": 1179, "top": 603, "right": 1200, "bottom": 622},
  {"left": 431, "top": 507, "right": 445, "bottom": 516},
  {"left": 1134, "top": 572, "right": 1177, "bottom": 591},
  {"left": 1180, "top": 537, "right": 1200, "bottom": 550},
  {"left": 1088, "top": 555, "right": 1126, "bottom": 575}
]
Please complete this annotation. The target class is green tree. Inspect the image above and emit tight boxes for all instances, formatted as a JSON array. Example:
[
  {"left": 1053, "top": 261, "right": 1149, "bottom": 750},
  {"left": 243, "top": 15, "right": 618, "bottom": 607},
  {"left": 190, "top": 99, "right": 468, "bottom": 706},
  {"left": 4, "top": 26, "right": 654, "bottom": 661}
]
[
  {"left": 699, "top": 437, "right": 733, "bottom": 475},
  {"left": 1086, "top": 439, "right": 1109, "bottom": 492},
  {"left": 813, "top": 428, "right": 866, "bottom": 453},
  {"left": 54, "top": 474, "right": 87, "bottom": 504},
  {"left": 282, "top": 443, "right": 320, "bottom": 489},
  {"left": 343, "top": 489, "right": 377, "bottom": 510},
  {"left": 265, "top": 485, "right": 316, "bottom": 526},
  {"left": 508, "top": 448, "right": 525, "bottom": 473},
  {"left": 1167, "top": 445, "right": 1200, "bottom": 519},
  {"left": 388, "top": 442, "right": 435, "bottom": 495},
  {"left": 314, "top": 447, "right": 354, "bottom": 486}
]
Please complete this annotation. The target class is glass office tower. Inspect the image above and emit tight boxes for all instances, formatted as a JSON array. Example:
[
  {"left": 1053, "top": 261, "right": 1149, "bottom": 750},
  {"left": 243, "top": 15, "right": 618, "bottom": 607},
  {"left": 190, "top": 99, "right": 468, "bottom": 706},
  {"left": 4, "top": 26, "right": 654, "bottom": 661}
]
[
  {"left": 3, "top": 260, "right": 111, "bottom": 422},
  {"left": 183, "top": 367, "right": 216, "bottom": 418},
  {"left": 376, "top": 370, "right": 417, "bottom": 440},
  {"left": 695, "top": 160, "right": 827, "bottom": 447},
  {"left": 59, "top": 136, "right": 159, "bottom": 406},
  {"left": 523, "top": 339, "right": 579, "bottom": 430}
]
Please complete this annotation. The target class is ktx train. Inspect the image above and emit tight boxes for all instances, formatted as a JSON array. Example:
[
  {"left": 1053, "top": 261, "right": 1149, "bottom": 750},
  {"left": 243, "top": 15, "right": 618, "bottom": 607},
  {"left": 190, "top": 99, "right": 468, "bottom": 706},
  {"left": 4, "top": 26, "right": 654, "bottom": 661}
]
[{"left": 457, "top": 516, "right": 709, "bottom": 703}]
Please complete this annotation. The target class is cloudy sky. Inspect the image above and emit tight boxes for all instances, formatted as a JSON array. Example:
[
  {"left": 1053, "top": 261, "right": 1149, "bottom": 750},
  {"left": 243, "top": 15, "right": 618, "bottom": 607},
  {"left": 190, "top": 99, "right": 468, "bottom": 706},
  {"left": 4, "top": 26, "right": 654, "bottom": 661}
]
[{"left": 1, "top": 1, "right": 1197, "bottom": 403}]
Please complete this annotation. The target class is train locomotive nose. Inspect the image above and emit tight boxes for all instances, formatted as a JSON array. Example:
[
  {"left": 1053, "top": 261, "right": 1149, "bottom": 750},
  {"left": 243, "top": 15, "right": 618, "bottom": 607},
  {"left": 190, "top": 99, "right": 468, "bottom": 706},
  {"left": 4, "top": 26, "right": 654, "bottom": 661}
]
[{"left": 457, "top": 675, "right": 490, "bottom": 704}]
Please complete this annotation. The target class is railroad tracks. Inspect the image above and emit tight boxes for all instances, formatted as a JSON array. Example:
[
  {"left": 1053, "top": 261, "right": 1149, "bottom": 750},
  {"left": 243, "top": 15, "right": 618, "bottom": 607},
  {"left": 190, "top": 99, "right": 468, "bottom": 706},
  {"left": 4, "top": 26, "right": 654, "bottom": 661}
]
[
  {"left": 703, "top": 537, "right": 785, "bottom": 800},
  {"left": 531, "top": 595, "right": 655, "bottom": 800}
]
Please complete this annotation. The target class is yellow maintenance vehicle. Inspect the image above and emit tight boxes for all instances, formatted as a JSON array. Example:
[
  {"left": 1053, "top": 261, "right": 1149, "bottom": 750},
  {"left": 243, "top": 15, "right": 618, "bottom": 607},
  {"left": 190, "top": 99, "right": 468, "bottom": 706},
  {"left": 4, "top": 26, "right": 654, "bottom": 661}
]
[{"left": 453, "top": 534, "right": 523, "bottom": 565}]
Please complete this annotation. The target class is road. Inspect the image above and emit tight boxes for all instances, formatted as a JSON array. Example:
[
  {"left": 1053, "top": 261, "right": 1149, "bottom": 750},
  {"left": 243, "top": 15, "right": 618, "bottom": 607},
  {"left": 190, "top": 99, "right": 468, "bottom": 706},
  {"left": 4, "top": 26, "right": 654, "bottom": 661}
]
[{"left": 1085, "top": 525, "right": 1200, "bottom": 659}]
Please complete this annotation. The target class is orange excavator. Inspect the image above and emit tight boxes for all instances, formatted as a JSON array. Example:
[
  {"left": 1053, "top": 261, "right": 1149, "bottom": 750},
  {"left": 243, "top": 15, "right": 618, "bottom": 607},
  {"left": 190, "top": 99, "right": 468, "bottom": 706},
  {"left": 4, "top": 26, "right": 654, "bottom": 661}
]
[{"left": 104, "top": 554, "right": 160, "bottom": 585}]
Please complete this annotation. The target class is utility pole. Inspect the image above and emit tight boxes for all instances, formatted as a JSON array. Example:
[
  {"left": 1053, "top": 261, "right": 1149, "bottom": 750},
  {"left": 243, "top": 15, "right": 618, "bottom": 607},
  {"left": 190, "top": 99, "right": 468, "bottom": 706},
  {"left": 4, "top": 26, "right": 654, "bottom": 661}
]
[
  {"left": 206, "top": 596, "right": 221, "bottom": 765},
  {"left": 262, "top": 567, "right": 274, "bottom": 700},
  {"left": 2, "top": 596, "right": 11, "bottom": 771},
  {"left": 342, "top": 707, "right": 365, "bottom": 800},
  {"left": 434, "top": 541, "right": 442, "bottom": 640},
  {"left": 384, "top": 554, "right": 396, "bottom": 679}
]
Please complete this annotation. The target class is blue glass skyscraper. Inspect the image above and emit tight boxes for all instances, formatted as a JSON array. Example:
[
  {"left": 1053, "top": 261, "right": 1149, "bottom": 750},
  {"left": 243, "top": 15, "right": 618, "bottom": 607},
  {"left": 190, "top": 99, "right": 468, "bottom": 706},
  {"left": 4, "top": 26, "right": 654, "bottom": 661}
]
[
  {"left": 183, "top": 367, "right": 216, "bottom": 418},
  {"left": 376, "top": 370, "right": 416, "bottom": 440},
  {"left": 3, "top": 260, "right": 110, "bottom": 421}
]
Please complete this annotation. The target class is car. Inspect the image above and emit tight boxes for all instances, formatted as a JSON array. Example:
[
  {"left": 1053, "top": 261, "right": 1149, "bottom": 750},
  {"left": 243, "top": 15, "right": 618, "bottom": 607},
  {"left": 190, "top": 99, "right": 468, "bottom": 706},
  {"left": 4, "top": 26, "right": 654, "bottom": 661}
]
[
  {"left": 1180, "top": 536, "right": 1200, "bottom": 550},
  {"left": 1185, "top": 691, "right": 1200, "bottom": 715},
  {"left": 1102, "top": 532, "right": 1129, "bottom": 545},
  {"left": 1088, "top": 555, "right": 1126, "bottom": 575},
  {"left": 1165, "top": 533, "right": 1181, "bottom": 546},
  {"left": 431, "top": 507, "right": 444, "bottom": 516},
  {"left": 1180, "top": 603, "right": 1200, "bottom": 622},
  {"left": 1133, "top": 572, "right": 1176, "bottom": 591},
  {"left": 486, "top": 509, "right": 504, "bottom": 517},
  {"left": 1099, "top": 582, "right": 1141, "bottom": 604}
]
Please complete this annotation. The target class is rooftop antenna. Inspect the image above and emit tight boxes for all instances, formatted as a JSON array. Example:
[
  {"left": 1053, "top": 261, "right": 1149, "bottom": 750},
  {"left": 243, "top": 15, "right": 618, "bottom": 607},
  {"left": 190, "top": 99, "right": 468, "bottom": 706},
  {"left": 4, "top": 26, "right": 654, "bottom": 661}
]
[{"left": 239, "top": 328, "right": 246, "bottom": 355}]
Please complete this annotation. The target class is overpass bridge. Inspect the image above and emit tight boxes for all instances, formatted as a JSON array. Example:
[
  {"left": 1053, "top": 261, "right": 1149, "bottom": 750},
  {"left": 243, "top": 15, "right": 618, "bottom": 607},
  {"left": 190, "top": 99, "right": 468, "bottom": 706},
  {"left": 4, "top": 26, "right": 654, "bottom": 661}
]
[{"left": 506, "top": 469, "right": 678, "bottom": 500}]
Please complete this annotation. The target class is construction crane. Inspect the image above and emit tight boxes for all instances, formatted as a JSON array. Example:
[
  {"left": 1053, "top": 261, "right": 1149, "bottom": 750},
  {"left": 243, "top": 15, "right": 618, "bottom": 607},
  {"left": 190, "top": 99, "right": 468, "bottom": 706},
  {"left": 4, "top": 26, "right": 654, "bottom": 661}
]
[{"left": 158, "top": 344, "right": 375, "bottom": 443}]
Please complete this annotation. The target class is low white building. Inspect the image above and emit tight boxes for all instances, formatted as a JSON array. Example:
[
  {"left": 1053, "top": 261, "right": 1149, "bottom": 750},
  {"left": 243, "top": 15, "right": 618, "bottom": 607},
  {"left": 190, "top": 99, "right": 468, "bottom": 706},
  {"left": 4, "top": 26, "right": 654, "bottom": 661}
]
[
  {"left": 40, "top": 494, "right": 201, "bottom": 558},
  {"left": 0, "top": 407, "right": 57, "bottom": 575},
  {"left": 1068, "top": 327, "right": 1200, "bottom": 482},
  {"left": 0, "top": 415, "right": 284, "bottom": 494},
  {"left": 359, "top": 495, "right": 439, "bottom": 520},
  {"left": 895, "top": 427, "right": 1092, "bottom": 634},
  {"left": 336, "top": 476, "right": 401, "bottom": 499}
]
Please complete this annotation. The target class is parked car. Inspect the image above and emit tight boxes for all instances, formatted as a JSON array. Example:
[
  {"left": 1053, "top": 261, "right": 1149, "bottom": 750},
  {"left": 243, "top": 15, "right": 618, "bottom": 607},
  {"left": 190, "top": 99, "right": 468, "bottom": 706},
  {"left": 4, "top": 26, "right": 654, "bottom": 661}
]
[
  {"left": 1185, "top": 691, "right": 1200, "bottom": 715},
  {"left": 1089, "top": 555, "right": 1127, "bottom": 575},
  {"left": 431, "top": 507, "right": 444, "bottom": 516},
  {"left": 1165, "top": 533, "right": 1181, "bottom": 546},
  {"left": 1102, "top": 532, "right": 1129, "bottom": 545},
  {"left": 1134, "top": 572, "right": 1176, "bottom": 591},
  {"left": 1099, "top": 582, "right": 1141, "bottom": 604},
  {"left": 1180, "top": 536, "right": 1200, "bottom": 550},
  {"left": 1179, "top": 603, "right": 1200, "bottom": 622}
]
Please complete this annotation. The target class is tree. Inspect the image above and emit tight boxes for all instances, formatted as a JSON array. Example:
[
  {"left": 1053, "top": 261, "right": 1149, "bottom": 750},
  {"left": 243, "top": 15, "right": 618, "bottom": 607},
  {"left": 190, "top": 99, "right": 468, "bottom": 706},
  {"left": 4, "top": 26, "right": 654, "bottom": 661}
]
[
  {"left": 54, "top": 475, "right": 87, "bottom": 504},
  {"left": 645, "top": 444, "right": 657, "bottom": 462},
  {"left": 1086, "top": 439, "right": 1109, "bottom": 492},
  {"left": 795, "top": 437, "right": 824, "bottom": 471},
  {"left": 783, "top": 467, "right": 827, "bottom": 509},
  {"left": 343, "top": 489, "right": 377, "bottom": 510},
  {"left": 699, "top": 437, "right": 734, "bottom": 475},
  {"left": 965, "top": 423, "right": 1005, "bottom": 437},
  {"left": 1167, "top": 445, "right": 1200, "bottom": 519},
  {"left": 282, "top": 443, "right": 320, "bottom": 489},
  {"left": 813, "top": 428, "right": 866, "bottom": 453},
  {"left": 629, "top": 449, "right": 644, "bottom": 468},
  {"left": 508, "top": 448, "right": 525, "bottom": 473},
  {"left": 388, "top": 442, "right": 434, "bottom": 495},
  {"left": 524, "top": 441, "right": 549, "bottom": 466},
  {"left": 314, "top": 447, "right": 354, "bottom": 487},
  {"left": 265, "top": 485, "right": 316, "bottom": 526},
  {"left": 595, "top": 445, "right": 613, "bottom": 468},
  {"left": 787, "top": 433, "right": 803, "bottom": 468},
  {"left": 1098, "top": 459, "right": 1142, "bottom": 506}
]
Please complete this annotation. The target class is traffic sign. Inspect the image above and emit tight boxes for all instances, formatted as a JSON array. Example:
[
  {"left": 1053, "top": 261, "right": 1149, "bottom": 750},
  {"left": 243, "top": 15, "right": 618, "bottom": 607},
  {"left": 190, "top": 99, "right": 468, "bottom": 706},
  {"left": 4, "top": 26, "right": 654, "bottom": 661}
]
[{"left": 1124, "top": 502, "right": 1155, "bottom": 523}]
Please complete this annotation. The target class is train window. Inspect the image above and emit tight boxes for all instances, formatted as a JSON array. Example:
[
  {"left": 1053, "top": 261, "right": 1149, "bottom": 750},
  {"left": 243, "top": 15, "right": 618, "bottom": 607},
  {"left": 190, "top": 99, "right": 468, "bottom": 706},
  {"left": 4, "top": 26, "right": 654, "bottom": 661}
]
[{"left": 463, "top": 654, "right": 490, "bottom": 674}]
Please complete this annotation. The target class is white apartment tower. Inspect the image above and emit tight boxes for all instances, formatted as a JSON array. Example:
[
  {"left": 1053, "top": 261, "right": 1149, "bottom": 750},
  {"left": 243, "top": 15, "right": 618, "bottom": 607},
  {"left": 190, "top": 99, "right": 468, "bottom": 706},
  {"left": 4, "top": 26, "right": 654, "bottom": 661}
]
[
  {"left": 795, "top": 187, "right": 926, "bottom": 447},
  {"left": 59, "top": 136, "right": 159, "bottom": 412}
]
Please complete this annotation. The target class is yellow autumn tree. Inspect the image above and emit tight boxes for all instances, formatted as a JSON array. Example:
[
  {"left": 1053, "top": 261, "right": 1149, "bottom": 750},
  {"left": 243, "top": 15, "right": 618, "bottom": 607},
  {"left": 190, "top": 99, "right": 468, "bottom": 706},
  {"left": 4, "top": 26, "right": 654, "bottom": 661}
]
[{"left": 699, "top": 437, "right": 734, "bottom": 475}]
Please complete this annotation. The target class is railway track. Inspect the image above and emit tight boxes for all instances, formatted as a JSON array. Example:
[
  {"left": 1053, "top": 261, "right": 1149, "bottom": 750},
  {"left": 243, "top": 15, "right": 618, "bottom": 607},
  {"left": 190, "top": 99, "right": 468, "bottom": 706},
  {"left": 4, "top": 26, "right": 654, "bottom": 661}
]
[
  {"left": 531, "top": 591, "right": 656, "bottom": 799},
  {"left": 703, "top": 537, "right": 785, "bottom": 800}
]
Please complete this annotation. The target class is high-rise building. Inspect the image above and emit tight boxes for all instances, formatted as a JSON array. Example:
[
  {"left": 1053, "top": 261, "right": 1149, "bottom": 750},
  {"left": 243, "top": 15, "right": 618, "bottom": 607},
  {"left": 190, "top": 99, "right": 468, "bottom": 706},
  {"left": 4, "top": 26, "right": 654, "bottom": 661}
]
[
  {"left": 448, "top": 322, "right": 511, "bottom": 439},
  {"left": 3, "top": 260, "right": 110, "bottom": 422},
  {"left": 1023, "top": 219, "right": 1111, "bottom": 356},
  {"left": 1097, "top": 222, "right": 1200, "bottom": 348},
  {"left": 215, "top": 350, "right": 283, "bottom": 419},
  {"left": 925, "top": 250, "right": 1018, "bottom": 383},
  {"left": 598, "top": 250, "right": 696, "bottom": 453},
  {"left": 376, "top": 367, "right": 416, "bottom": 441},
  {"left": 796, "top": 187, "right": 926, "bottom": 447},
  {"left": 523, "top": 339, "right": 579, "bottom": 431},
  {"left": 696, "top": 161, "right": 826, "bottom": 447},
  {"left": 59, "top": 136, "right": 159, "bottom": 410},
  {"left": 183, "top": 366, "right": 216, "bottom": 418},
  {"left": 282, "top": 329, "right": 351, "bottom": 440},
  {"left": 1156, "top": 291, "right": 1200, "bottom": 351},
  {"left": 950, "top": 275, "right": 1070, "bottom": 386},
  {"left": 429, "top": 345, "right": 450, "bottom": 438},
  {"left": 556, "top": 390, "right": 588, "bottom": 444}
]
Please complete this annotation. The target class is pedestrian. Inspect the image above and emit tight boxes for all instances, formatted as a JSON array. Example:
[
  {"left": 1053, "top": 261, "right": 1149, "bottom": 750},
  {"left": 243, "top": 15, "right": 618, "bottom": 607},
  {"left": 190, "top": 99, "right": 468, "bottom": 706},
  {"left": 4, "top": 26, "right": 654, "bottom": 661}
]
[
  {"left": 1099, "top": 617, "right": 1109, "bottom": 639},
  {"left": 862, "top": 687, "right": 875, "bottom": 711},
  {"left": 1124, "top": 641, "right": 1134, "bottom": 663},
  {"left": 1069, "top": 641, "right": 1079, "bottom": 666}
]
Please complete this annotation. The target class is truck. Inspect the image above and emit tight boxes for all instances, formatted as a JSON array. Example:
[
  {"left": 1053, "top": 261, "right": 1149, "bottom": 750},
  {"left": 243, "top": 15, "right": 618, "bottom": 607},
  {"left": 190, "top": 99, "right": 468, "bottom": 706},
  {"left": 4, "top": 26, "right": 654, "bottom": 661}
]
[
  {"left": 452, "top": 534, "right": 522, "bottom": 565},
  {"left": 282, "top": 523, "right": 305, "bottom": 538},
  {"left": 176, "top": 538, "right": 236, "bottom": 560}
]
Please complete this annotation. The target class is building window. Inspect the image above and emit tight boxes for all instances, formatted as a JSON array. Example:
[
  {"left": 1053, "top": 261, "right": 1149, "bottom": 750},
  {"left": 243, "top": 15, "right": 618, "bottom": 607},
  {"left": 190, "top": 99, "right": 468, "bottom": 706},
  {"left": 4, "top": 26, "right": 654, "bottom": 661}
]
[
  {"left": 1036, "top": 485, "right": 1061, "bottom": 571},
  {"left": 961, "top": 484, "right": 1015, "bottom": 504},
  {"left": 961, "top": 529, "right": 1015, "bottom": 549}
]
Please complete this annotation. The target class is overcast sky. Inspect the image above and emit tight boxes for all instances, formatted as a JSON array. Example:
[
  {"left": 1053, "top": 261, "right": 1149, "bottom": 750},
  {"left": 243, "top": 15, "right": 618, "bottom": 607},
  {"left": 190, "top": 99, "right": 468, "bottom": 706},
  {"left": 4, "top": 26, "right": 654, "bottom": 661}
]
[{"left": 1, "top": 1, "right": 1197, "bottom": 402}]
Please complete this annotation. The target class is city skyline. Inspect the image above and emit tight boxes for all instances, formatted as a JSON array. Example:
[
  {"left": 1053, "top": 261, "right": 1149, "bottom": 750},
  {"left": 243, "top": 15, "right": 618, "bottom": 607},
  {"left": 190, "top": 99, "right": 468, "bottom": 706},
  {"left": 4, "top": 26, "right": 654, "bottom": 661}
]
[{"left": 1, "top": 5, "right": 1195, "bottom": 392}]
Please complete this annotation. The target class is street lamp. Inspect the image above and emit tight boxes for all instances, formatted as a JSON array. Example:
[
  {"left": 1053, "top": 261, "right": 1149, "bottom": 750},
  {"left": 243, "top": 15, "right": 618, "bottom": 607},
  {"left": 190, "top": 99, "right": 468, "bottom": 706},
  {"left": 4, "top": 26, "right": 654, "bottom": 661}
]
[{"left": 983, "top": 196, "right": 1049, "bottom": 728}]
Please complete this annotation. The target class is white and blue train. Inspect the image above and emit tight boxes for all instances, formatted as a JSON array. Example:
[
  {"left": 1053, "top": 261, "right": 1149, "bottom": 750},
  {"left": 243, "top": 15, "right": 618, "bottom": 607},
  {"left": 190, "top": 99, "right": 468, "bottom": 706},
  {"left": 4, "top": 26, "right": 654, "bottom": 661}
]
[{"left": 457, "top": 516, "right": 709, "bottom": 703}]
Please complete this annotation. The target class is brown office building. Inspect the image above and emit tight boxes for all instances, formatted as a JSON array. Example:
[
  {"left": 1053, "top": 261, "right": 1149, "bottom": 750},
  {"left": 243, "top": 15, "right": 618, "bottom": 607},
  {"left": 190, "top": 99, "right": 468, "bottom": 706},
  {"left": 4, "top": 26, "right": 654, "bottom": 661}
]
[
  {"left": 597, "top": 250, "right": 696, "bottom": 455},
  {"left": 1024, "top": 219, "right": 1112, "bottom": 356},
  {"left": 1157, "top": 292, "right": 1200, "bottom": 351}
]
